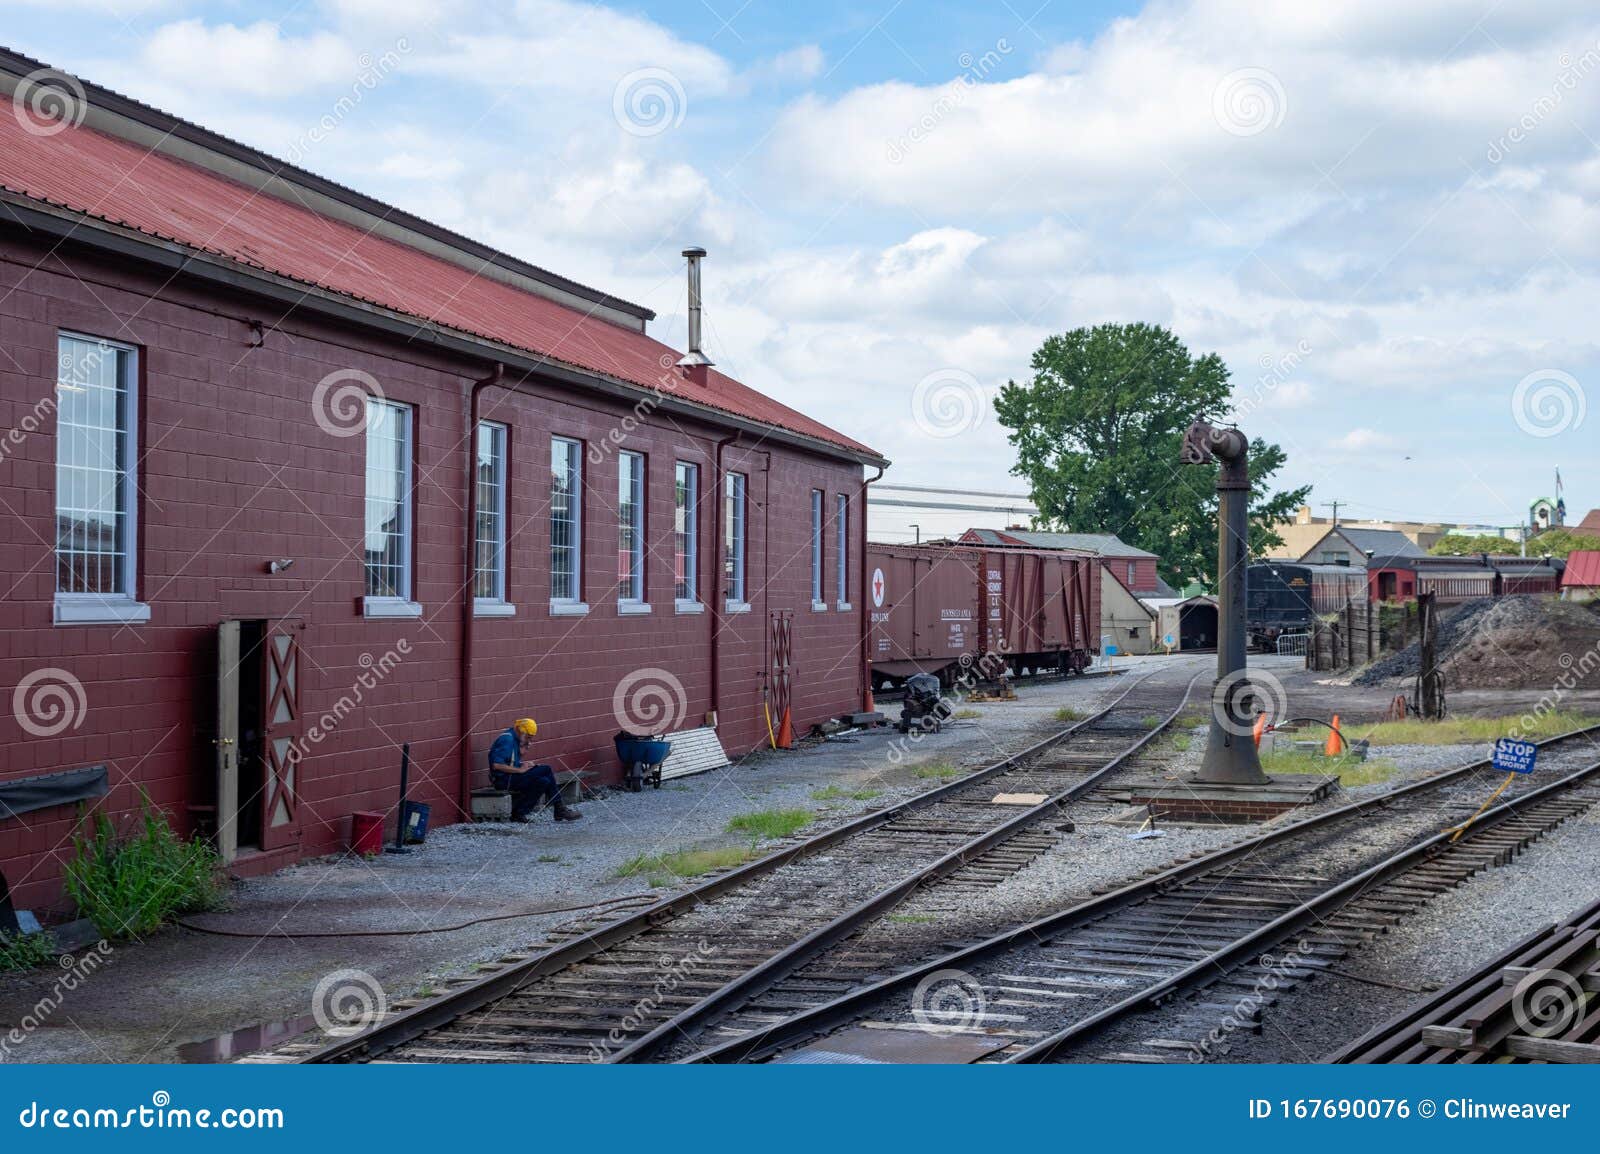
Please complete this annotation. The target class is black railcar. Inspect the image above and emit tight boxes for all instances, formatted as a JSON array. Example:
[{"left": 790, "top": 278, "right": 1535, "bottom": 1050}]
[{"left": 1246, "top": 562, "right": 1367, "bottom": 650}]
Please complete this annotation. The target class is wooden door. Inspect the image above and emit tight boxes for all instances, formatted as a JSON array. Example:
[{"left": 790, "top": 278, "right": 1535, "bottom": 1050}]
[
  {"left": 259, "top": 620, "right": 306, "bottom": 851},
  {"left": 215, "top": 621, "right": 241, "bottom": 864}
]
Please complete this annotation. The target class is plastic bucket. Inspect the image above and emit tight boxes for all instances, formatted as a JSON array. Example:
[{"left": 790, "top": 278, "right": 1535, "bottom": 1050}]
[
  {"left": 351, "top": 811, "right": 384, "bottom": 856},
  {"left": 401, "top": 800, "right": 431, "bottom": 844}
]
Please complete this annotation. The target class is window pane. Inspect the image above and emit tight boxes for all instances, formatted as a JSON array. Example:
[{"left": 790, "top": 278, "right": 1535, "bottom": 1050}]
[
  {"left": 836, "top": 494, "right": 849, "bottom": 603},
  {"left": 55, "top": 335, "right": 132, "bottom": 596},
  {"left": 618, "top": 452, "right": 644, "bottom": 601},
  {"left": 675, "top": 462, "right": 697, "bottom": 601},
  {"left": 364, "top": 400, "right": 410, "bottom": 599},
  {"left": 474, "top": 423, "right": 505, "bottom": 600},
  {"left": 551, "top": 437, "right": 581, "bottom": 601},
  {"left": 810, "top": 490, "right": 823, "bottom": 602},
  {"left": 724, "top": 472, "right": 745, "bottom": 602}
]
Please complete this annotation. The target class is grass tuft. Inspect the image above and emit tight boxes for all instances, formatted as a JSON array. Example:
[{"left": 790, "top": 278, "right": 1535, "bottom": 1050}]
[
  {"left": 953, "top": 708, "right": 981, "bottom": 720},
  {"left": 888, "top": 912, "right": 938, "bottom": 924},
  {"left": 65, "top": 801, "right": 227, "bottom": 939},
  {"left": 1053, "top": 707, "right": 1087, "bottom": 723},
  {"left": 0, "top": 931, "right": 55, "bottom": 972},
  {"left": 1262, "top": 747, "right": 1396, "bottom": 788},
  {"left": 726, "top": 808, "right": 813, "bottom": 840},
  {"left": 1169, "top": 733, "right": 1192, "bottom": 753},
  {"left": 537, "top": 854, "right": 562, "bottom": 863},
  {"left": 811, "top": 785, "right": 883, "bottom": 802},
  {"left": 617, "top": 845, "right": 762, "bottom": 887},
  {"left": 1354, "top": 711, "right": 1599, "bottom": 747},
  {"left": 1141, "top": 714, "right": 1163, "bottom": 729},
  {"left": 912, "top": 761, "right": 964, "bottom": 781}
]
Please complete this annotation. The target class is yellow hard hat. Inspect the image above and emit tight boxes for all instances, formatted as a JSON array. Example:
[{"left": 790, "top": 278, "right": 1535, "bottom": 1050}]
[{"left": 513, "top": 718, "right": 538, "bottom": 737}]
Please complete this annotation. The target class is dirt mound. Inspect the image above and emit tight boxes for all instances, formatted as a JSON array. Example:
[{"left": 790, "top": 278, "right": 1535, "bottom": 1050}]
[{"left": 1354, "top": 596, "right": 1600, "bottom": 690}]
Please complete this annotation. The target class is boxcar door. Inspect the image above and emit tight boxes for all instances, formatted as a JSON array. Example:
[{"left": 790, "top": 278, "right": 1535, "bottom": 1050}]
[
  {"left": 259, "top": 620, "right": 306, "bottom": 851},
  {"left": 215, "top": 620, "right": 242, "bottom": 864}
]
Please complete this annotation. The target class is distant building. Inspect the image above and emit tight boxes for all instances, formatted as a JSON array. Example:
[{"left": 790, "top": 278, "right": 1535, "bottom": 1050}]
[
  {"left": 1530, "top": 497, "right": 1565, "bottom": 533},
  {"left": 1299, "top": 527, "right": 1426, "bottom": 565},
  {"left": 958, "top": 527, "right": 1170, "bottom": 597},
  {"left": 1263, "top": 505, "right": 1455, "bottom": 558},
  {"left": 1099, "top": 567, "right": 1157, "bottom": 655},
  {"left": 1572, "top": 509, "right": 1600, "bottom": 539},
  {"left": 1562, "top": 551, "right": 1600, "bottom": 602}
]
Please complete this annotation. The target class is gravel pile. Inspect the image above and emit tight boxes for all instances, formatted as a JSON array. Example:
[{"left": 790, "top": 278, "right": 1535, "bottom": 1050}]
[{"left": 1355, "top": 596, "right": 1600, "bottom": 689}]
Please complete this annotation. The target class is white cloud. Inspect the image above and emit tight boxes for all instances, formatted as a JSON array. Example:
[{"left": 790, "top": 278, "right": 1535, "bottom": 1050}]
[
  {"left": 1332, "top": 428, "right": 1400, "bottom": 451},
  {"left": 138, "top": 20, "right": 358, "bottom": 95}
]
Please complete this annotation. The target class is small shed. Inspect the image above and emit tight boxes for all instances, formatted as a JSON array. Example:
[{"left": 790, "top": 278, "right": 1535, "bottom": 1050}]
[
  {"left": 1099, "top": 565, "right": 1156, "bottom": 655},
  {"left": 1562, "top": 551, "right": 1600, "bottom": 602},
  {"left": 1142, "top": 595, "right": 1219, "bottom": 651}
]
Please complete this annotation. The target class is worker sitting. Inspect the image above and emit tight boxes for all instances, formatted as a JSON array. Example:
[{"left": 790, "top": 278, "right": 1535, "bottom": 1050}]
[{"left": 489, "top": 718, "right": 582, "bottom": 823}]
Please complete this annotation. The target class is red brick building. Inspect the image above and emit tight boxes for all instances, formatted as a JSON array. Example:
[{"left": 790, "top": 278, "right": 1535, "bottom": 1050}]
[{"left": 0, "top": 52, "right": 885, "bottom": 909}]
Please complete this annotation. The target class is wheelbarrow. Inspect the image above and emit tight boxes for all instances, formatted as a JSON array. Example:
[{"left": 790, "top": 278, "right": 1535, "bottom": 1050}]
[{"left": 614, "top": 732, "right": 672, "bottom": 792}]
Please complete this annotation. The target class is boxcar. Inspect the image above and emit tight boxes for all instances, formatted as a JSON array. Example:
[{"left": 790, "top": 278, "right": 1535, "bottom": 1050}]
[
  {"left": 866, "top": 543, "right": 1100, "bottom": 688},
  {"left": 1246, "top": 562, "right": 1367, "bottom": 649},
  {"left": 1415, "top": 565, "right": 1495, "bottom": 604}
]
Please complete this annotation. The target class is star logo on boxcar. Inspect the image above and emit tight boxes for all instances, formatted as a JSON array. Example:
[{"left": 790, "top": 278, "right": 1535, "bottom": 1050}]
[{"left": 872, "top": 568, "right": 886, "bottom": 608}]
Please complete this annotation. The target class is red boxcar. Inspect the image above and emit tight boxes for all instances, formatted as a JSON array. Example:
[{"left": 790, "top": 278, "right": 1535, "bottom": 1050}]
[{"left": 866, "top": 544, "right": 1100, "bottom": 687}]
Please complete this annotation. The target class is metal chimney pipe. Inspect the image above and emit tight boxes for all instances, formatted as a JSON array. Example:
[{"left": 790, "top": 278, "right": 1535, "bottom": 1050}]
[{"left": 677, "top": 247, "right": 713, "bottom": 370}]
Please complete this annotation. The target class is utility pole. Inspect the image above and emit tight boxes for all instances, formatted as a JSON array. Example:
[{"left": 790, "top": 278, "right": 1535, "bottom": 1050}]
[
  {"left": 1182, "top": 419, "right": 1270, "bottom": 786},
  {"left": 1322, "top": 500, "right": 1343, "bottom": 526}
]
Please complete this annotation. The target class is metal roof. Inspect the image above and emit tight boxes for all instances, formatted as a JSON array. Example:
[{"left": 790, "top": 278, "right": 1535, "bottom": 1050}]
[
  {"left": 0, "top": 59, "right": 880, "bottom": 464},
  {"left": 1301, "top": 527, "right": 1426, "bottom": 559},
  {"left": 1563, "top": 551, "right": 1600, "bottom": 588},
  {"left": 962, "top": 527, "right": 1158, "bottom": 558}
]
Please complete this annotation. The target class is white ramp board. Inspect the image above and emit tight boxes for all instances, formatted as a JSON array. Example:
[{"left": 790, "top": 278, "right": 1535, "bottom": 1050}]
[{"left": 658, "top": 726, "right": 731, "bottom": 782}]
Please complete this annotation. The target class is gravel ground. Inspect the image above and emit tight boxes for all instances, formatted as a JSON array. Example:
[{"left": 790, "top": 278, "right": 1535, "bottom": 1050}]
[{"left": 0, "top": 656, "right": 1194, "bottom": 1065}]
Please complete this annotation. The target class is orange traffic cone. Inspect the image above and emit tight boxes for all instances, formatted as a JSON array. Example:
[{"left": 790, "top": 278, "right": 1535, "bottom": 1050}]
[
  {"left": 776, "top": 707, "right": 795, "bottom": 750},
  {"left": 1324, "top": 714, "right": 1344, "bottom": 757},
  {"left": 1252, "top": 712, "right": 1268, "bottom": 748}
]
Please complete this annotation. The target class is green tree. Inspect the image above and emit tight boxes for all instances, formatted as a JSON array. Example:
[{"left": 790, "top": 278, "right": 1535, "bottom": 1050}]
[
  {"left": 995, "top": 323, "right": 1311, "bottom": 588},
  {"left": 1430, "top": 528, "right": 1598, "bottom": 559}
]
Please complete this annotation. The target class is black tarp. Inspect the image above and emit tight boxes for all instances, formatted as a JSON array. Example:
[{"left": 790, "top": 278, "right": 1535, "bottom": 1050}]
[{"left": 0, "top": 764, "right": 108, "bottom": 821}]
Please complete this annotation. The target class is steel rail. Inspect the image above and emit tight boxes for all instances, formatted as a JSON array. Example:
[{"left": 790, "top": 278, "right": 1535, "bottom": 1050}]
[
  {"left": 300, "top": 665, "right": 1183, "bottom": 1062},
  {"left": 684, "top": 721, "right": 1600, "bottom": 1063},
  {"left": 606, "top": 671, "right": 1206, "bottom": 1062}
]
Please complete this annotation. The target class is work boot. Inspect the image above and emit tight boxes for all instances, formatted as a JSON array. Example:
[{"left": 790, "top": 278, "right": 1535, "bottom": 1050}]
[{"left": 553, "top": 803, "right": 583, "bottom": 822}]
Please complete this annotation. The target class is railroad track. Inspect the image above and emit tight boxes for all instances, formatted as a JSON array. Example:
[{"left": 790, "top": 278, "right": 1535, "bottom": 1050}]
[
  {"left": 1329, "top": 896, "right": 1600, "bottom": 1064},
  {"left": 680, "top": 723, "right": 1600, "bottom": 1065},
  {"left": 295, "top": 662, "right": 1206, "bottom": 1063}
]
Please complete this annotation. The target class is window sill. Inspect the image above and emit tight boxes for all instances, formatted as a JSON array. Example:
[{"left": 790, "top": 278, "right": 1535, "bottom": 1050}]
[
  {"left": 474, "top": 600, "right": 517, "bottom": 618},
  {"left": 836, "top": 602, "right": 853, "bottom": 612},
  {"left": 363, "top": 597, "right": 423, "bottom": 619},
  {"left": 724, "top": 599, "right": 752, "bottom": 615},
  {"left": 674, "top": 599, "right": 704, "bottom": 615},
  {"left": 54, "top": 596, "right": 151, "bottom": 626},
  {"left": 550, "top": 600, "right": 590, "bottom": 617},
  {"left": 618, "top": 601, "right": 652, "bottom": 616},
  {"left": 811, "top": 600, "right": 828, "bottom": 612}
]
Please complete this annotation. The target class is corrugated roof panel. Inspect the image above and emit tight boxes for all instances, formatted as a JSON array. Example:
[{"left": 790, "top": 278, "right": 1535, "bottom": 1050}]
[
  {"left": 1563, "top": 551, "right": 1600, "bottom": 588},
  {"left": 0, "top": 113, "right": 876, "bottom": 459}
]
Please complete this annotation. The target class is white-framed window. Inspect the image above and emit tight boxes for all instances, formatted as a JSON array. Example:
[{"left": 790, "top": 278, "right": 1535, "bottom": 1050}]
[
  {"left": 724, "top": 471, "right": 747, "bottom": 608},
  {"left": 1126, "top": 561, "right": 1136, "bottom": 587},
  {"left": 550, "top": 436, "right": 585, "bottom": 612},
  {"left": 618, "top": 450, "right": 646, "bottom": 609},
  {"left": 809, "top": 489, "right": 825, "bottom": 608},
  {"left": 835, "top": 492, "right": 850, "bottom": 608},
  {"left": 363, "top": 399, "right": 418, "bottom": 617},
  {"left": 674, "top": 461, "right": 699, "bottom": 608},
  {"left": 473, "top": 421, "right": 512, "bottom": 615},
  {"left": 54, "top": 333, "right": 148, "bottom": 624}
]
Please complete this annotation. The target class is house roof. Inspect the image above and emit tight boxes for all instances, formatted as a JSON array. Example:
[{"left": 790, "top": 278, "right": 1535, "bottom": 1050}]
[
  {"left": 1575, "top": 509, "right": 1600, "bottom": 536},
  {"left": 0, "top": 53, "right": 880, "bottom": 464},
  {"left": 961, "top": 527, "right": 1158, "bottom": 559},
  {"left": 1564, "top": 551, "right": 1600, "bottom": 588},
  {"left": 1300, "top": 527, "right": 1426, "bottom": 560}
]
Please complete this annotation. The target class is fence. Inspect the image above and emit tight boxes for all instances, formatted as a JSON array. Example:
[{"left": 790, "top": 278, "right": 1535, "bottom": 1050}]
[
  {"left": 1307, "top": 599, "right": 1383, "bottom": 672},
  {"left": 1275, "top": 632, "right": 1309, "bottom": 657}
]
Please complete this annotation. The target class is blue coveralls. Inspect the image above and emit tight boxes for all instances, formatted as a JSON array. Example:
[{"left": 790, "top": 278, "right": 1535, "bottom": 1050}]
[{"left": 488, "top": 728, "right": 562, "bottom": 818}]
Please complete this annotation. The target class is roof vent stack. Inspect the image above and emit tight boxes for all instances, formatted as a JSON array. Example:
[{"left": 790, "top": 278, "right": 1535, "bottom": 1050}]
[{"left": 676, "top": 246, "right": 712, "bottom": 385}]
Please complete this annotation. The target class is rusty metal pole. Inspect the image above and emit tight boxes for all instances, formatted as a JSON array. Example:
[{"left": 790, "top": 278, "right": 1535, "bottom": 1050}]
[{"left": 1182, "top": 420, "right": 1270, "bottom": 785}]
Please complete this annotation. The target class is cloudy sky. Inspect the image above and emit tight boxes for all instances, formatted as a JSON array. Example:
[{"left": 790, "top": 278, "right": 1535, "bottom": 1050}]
[{"left": 7, "top": 0, "right": 1597, "bottom": 531}]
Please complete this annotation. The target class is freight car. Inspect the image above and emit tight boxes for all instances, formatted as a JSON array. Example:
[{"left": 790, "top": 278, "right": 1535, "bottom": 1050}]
[
  {"left": 1246, "top": 562, "right": 1367, "bottom": 650},
  {"left": 1367, "top": 553, "right": 1565, "bottom": 603},
  {"left": 866, "top": 543, "right": 1100, "bottom": 689}
]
